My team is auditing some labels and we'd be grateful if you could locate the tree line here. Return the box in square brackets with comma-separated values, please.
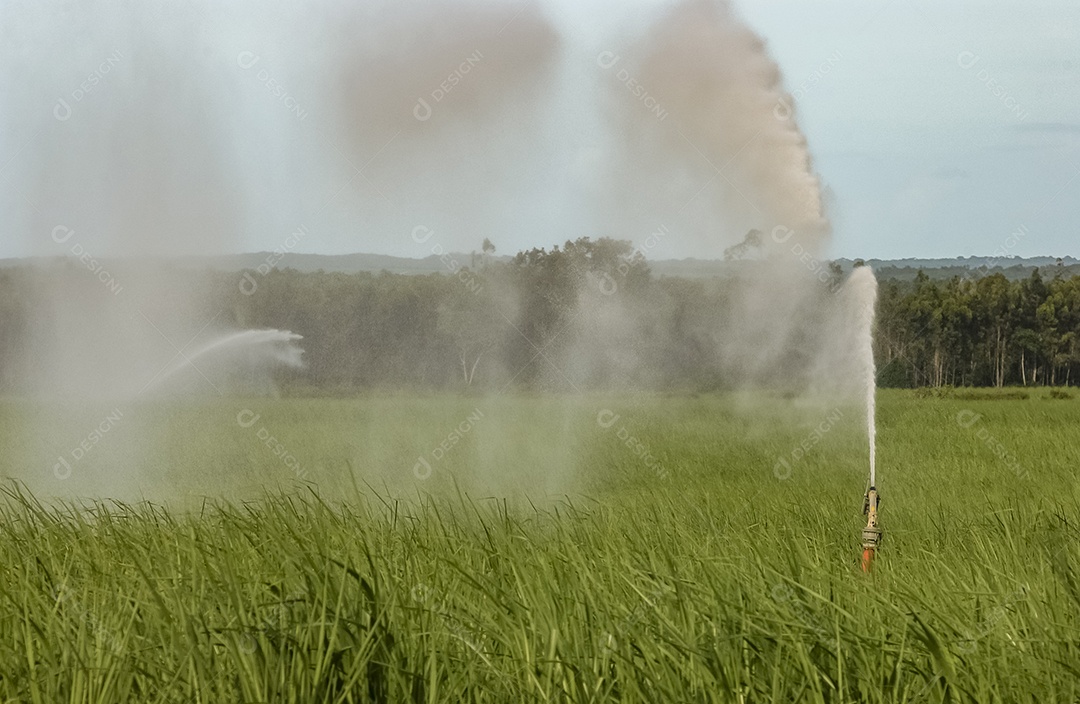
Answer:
[0, 239, 1077, 392]
[876, 268, 1080, 388]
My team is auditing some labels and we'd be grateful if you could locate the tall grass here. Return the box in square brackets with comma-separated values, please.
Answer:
[1, 390, 1078, 702]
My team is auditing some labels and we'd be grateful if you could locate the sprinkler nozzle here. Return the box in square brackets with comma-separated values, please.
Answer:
[861, 487, 881, 572]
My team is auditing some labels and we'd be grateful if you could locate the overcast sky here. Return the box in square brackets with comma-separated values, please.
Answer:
[731, 0, 1080, 260]
[1, 0, 1077, 261]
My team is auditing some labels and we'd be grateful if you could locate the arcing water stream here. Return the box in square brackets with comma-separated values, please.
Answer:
[142, 329, 304, 395]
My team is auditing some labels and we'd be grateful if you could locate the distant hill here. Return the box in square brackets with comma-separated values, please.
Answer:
[3, 252, 1078, 282]
[643, 256, 1076, 281]
[831, 256, 1080, 282]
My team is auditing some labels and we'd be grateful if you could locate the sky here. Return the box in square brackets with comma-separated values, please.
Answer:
[0, 0, 1077, 262]
[730, 0, 1080, 260]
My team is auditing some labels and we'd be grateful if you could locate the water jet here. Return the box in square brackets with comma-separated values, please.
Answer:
[141, 329, 304, 396]
[847, 265, 880, 571]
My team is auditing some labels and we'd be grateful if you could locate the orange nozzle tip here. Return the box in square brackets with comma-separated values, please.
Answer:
[861, 548, 875, 572]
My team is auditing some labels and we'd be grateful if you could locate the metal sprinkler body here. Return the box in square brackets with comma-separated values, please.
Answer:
[861, 487, 881, 572]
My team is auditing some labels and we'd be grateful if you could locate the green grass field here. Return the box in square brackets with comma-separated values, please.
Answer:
[2, 389, 1079, 702]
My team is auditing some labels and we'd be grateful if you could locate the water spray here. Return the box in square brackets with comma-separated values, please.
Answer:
[141, 329, 305, 395]
[847, 266, 880, 571]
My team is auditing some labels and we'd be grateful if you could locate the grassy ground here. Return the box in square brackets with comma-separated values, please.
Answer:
[1, 389, 1079, 702]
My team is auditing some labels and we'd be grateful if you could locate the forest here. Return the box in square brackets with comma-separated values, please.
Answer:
[1, 238, 1077, 392]
[876, 267, 1080, 388]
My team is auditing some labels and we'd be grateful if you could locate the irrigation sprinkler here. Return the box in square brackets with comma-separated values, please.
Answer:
[861, 486, 881, 572]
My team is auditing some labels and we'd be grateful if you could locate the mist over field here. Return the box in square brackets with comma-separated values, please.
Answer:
[0, 0, 882, 502]
[1, 1, 1079, 700]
